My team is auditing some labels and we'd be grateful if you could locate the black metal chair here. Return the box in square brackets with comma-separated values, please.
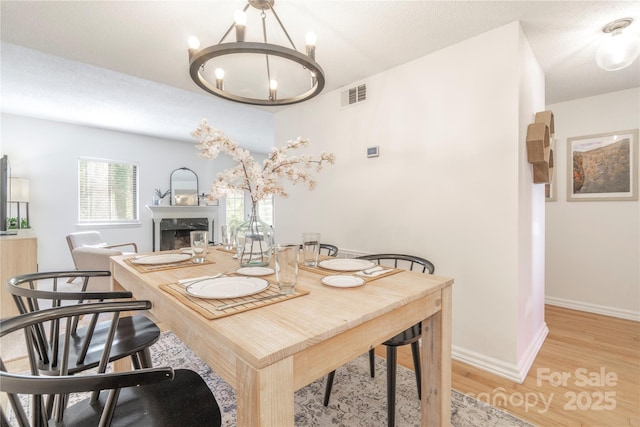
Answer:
[0, 301, 222, 426]
[6, 270, 161, 375]
[323, 254, 435, 427]
[298, 243, 339, 257]
[319, 243, 339, 256]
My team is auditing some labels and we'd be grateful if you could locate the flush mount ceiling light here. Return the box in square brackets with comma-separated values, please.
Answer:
[187, 0, 325, 106]
[595, 17, 640, 71]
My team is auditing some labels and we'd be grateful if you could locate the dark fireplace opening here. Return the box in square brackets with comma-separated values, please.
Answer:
[159, 218, 209, 251]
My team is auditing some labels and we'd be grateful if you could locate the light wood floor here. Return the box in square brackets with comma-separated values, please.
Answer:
[388, 305, 640, 426]
[4, 305, 638, 426]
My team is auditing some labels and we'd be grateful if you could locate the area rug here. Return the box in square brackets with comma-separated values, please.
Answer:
[151, 331, 535, 427]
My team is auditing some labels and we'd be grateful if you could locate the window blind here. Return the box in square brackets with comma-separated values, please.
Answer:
[78, 159, 138, 223]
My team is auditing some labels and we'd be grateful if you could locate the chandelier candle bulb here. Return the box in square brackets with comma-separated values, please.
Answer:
[188, 36, 200, 50]
[187, 36, 200, 60]
[269, 79, 278, 101]
[234, 9, 247, 42]
[234, 9, 247, 25]
[305, 32, 317, 60]
[214, 68, 225, 90]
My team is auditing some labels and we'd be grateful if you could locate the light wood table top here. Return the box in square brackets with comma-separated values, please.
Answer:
[111, 249, 454, 426]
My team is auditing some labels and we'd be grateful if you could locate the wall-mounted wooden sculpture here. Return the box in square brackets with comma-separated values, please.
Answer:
[526, 110, 554, 184]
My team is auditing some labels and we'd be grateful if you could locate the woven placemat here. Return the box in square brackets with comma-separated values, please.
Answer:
[159, 282, 309, 320]
[125, 256, 215, 274]
[215, 247, 236, 254]
[298, 264, 403, 283]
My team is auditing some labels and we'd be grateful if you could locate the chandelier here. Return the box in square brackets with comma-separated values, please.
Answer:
[187, 0, 325, 106]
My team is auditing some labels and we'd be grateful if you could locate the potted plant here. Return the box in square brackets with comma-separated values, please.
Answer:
[153, 189, 170, 205]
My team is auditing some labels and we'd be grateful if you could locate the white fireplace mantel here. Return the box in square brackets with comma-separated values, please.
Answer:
[146, 205, 219, 251]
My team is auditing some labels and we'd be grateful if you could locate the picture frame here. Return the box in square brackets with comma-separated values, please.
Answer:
[567, 129, 638, 202]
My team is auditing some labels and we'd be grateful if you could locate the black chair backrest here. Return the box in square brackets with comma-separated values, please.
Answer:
[0, 301, 167, 426]
[319, 243, 339, 256]
[356, 254, 434, 274]
[298, 243, 339, 257]
[7, 270, 130, 313]
[6, 271, 134, 373]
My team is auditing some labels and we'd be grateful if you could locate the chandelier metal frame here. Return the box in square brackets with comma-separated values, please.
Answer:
[188, 0, 325, 106]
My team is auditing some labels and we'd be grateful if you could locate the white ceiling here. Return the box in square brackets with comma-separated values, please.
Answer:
[1, 1, 639, 152]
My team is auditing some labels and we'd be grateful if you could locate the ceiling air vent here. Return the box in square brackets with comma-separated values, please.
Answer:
[340, 83, 367, 108]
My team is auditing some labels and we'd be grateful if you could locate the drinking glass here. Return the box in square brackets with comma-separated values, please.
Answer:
[275, 245, 299, 295]
[302, 232, 320, 267]
[221, 225, 236, 250]
[190, 230, 208, 264]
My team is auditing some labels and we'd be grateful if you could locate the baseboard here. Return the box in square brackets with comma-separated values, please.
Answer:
[453, 345, 522, 383]
[452, 323, 548, 384]
[545, 296, 640, 322]
[516, 322, 549, 381]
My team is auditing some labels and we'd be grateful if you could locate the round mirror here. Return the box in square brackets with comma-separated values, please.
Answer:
[170, 167, 198, 206]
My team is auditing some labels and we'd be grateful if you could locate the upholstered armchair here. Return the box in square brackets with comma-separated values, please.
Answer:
[71, 246, 124, 291]
[66, 231, 138, 287]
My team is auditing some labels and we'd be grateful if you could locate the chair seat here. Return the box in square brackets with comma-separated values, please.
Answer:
[57, 369, 222, 426]
[38, 315, 160, 375]
[383, 322, 422, 347]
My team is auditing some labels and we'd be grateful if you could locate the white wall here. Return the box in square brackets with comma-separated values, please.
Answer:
[516, 25, 548, 376]
[546, 88, 640, 320]
[1, 113, 239, 271]
[273, 22, 546, 381]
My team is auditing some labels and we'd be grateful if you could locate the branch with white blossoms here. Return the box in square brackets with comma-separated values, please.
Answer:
[192, 120, 335, 204]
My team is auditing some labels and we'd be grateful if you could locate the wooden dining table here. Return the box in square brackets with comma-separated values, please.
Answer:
[110, 248, 454, 426]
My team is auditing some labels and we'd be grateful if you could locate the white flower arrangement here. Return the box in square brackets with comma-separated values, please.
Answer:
[192, 119, 335, 204]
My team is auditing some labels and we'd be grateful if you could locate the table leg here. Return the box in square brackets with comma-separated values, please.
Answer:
[422, 286, 452, 426]
[110, 275, 135, 373]
[236, 356, 295, 426]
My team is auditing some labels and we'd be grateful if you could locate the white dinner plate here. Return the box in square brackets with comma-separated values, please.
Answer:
[321, 275, 365, 288]
[236, 267, 275, 276]
[132, 253, 192, 265]
[185, 277, 269, 299]
[318, 258, 375, 272]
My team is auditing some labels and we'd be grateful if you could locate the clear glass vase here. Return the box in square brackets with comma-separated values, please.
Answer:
[235, 203, 274, 267]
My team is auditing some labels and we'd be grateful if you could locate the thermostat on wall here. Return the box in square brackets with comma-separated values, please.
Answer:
[367, 146, 379, 158]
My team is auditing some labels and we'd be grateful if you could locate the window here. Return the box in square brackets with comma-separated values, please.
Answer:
[225, 190, 245, 229]
[225, 192, 274, 228]
[258, 196, 274, 227]
[78, 158, 139, 224]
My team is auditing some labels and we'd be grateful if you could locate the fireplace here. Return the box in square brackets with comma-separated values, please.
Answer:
[146, 205, 219, 252]
[159, 218, 209, 251]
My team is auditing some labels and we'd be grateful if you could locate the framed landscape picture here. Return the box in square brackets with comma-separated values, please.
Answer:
[567, 129, 638, 201]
